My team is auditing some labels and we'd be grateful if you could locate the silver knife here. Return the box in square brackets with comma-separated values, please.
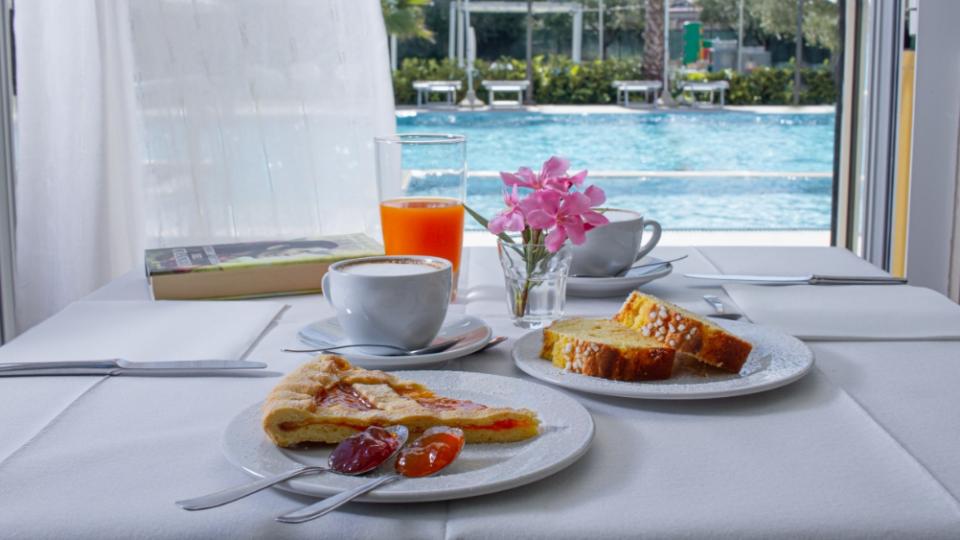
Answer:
[684, 273, 908, 285]
[0, 359, 267, 377]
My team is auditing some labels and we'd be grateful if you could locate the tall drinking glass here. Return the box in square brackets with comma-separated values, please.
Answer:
[375, 134, 466, 298]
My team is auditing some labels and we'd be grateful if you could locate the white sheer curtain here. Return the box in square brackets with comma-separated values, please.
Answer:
[14, 0, 394, 331]
[14, 1, 144, 332]
[128, 0, 395, 246]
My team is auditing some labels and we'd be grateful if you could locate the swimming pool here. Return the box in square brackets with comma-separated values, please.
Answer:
[396, 110, 835, 230]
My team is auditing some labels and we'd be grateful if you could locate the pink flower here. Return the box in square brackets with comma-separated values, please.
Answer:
[544, 169, 588, 192]
[520, 189, 609, 252]
[487, 186, 526, 234]
[500, 156, 577, 192]
[500, 167, 541, 190]
[580, 185, 609, 231]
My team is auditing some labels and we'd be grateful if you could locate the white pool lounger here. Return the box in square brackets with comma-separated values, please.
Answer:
[412, 80, 462, 107]
[481, 80, 530, 108]
[612, 80, 663, 107]
[680, 81, 730, 107]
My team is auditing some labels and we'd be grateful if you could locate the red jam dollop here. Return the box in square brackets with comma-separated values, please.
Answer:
[415, 397, 487, 412]
[395, 426, 465, 478]
[316, 383, 375, 410]
[328, 426, 401, 474]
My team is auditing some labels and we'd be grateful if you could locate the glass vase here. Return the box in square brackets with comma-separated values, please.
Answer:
[497, 239, 572, 329]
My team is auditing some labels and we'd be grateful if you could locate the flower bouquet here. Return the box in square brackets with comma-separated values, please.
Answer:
[466, 156, 609, 328]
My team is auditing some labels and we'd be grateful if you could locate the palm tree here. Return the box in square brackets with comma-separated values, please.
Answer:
[641, 0, 664, 82]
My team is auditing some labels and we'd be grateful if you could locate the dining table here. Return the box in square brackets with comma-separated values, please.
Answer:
[2, 245, 960, 539]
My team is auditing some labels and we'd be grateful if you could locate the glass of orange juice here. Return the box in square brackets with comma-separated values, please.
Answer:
[375, 134, 466, 299]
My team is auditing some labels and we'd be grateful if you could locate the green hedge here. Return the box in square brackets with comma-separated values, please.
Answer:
[394, 56, 643, 105]
[392, 55, 836, 106]
[681, 63, 836, 105]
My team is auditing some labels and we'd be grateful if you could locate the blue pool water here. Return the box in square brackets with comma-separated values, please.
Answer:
[396, 110, 836, 230]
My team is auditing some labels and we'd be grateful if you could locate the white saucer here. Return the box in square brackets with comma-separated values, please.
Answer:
[567, 256, 673, 298]
[513, 319, 814, 400]
[222, 371, 594, 503]
[297, 315, 493, 369]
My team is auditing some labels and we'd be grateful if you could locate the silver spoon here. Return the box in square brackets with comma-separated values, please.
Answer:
[477, 336, 507, 353]
[570, 254, 688, 278]
[276, 427, 465, 523]
[176, 425, 409, 510]
[703, 294, 744, 320]
[282, 338, 461, 356]
[616, 254, 689, 277]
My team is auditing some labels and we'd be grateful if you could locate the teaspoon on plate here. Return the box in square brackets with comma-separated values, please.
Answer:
[276, 427, 465, 523]
[281, 338, 461, 356]
[175, 426, 409, 510]
[570, 254, 688, 278]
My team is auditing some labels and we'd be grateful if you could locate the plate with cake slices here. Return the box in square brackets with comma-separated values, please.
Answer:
[512, 291, 815, 400]
[222, 355, 594, 502]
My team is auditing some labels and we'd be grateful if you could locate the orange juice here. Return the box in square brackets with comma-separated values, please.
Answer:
[380, 197, 465, 275]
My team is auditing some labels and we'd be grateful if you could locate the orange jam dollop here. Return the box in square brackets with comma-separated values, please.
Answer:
[328, 426, 400, 474]
[395, 426, 465, 478]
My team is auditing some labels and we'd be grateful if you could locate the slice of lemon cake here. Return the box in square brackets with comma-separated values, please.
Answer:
[541, 318, 675, 381]
[614, 291, 752, 373]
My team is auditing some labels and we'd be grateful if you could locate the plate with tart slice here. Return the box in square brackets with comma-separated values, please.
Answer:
[513, 291, 814, 400]
[222, 355, 594, 502]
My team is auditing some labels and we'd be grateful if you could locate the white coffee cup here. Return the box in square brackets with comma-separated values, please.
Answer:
[569, 209, 662, 277]
[321, 256, 452, 349]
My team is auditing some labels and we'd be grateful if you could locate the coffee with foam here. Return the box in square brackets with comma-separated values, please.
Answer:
[323, 255, 453, 349]
[342, 260, 440, 276]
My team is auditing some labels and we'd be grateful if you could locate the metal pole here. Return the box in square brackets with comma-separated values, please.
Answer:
[794, 0, 803, 105]
[456, 0, 464, 67]
[0, 1, 16, 341]
[525, 0, 534, 104]
[461, 26, 481, 108]
[572, 7, 582, 63]
[662, 0, 671, 105]
[390, 34, 398, 71]
[737, 0, 744, 72]
[598, 0, 605, 61]
[449, 0, 456, 59]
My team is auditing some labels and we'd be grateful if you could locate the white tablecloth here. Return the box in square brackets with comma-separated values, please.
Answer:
[722, 284, 960, 340]
[1, 247, 959, 539]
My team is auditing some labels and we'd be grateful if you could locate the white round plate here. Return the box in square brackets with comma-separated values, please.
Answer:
[222, 371, 595, 503]
[567, 256, 673, 298]
[297, 315, 492, 369]
[513, 319, 814, 400]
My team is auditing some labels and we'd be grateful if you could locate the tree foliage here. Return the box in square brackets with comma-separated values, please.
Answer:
[381, 0, 434, 42]
[696, 0, 839, 51]
[582, 0, 645, 54]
